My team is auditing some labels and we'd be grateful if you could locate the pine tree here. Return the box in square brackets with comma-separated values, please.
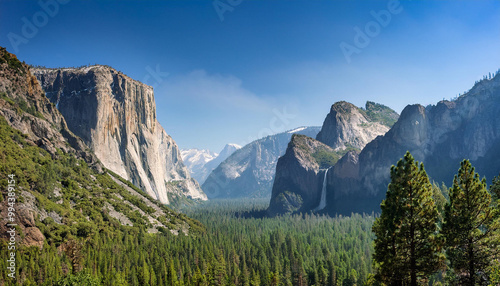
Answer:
[168, 263, 178, 286]
[327, 259, 337, 286]
[372, 152, 444, 286]
[432, 182, 447, 217]
[193, 267, 207, 286]
[317, 263, 328, 286]
[490, 173, 500, 202]
[442, 160, 500, 285]
[250, 269, 261, 286]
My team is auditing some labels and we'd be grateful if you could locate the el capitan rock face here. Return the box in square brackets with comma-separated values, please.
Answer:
[33, 66, 206, 204]
[0, 48, 100, 169]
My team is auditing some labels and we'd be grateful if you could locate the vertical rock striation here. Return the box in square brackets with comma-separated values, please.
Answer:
[267, 134, 333, 216]
[33, 66, 206, 204]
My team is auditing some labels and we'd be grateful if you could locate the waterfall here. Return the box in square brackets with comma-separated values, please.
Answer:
[314, 167, 330, 211]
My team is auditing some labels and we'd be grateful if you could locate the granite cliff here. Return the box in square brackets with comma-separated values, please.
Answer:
[0, 48, 99, 169]
[325, 72, 500, 214]
[267, 134, 335, 216]
[268, 101, 398, 215]
[33, 66, 206, 204]
[0, 48, 201, 251]
[316, 101, 398, 150]
[270, 72, 500, 216]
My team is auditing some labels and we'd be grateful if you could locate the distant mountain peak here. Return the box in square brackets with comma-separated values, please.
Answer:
[331, 101, 358, 113]
[202, 126, 322, 199]
[221, 143, 242, 152]
[181, 143, 241, 184]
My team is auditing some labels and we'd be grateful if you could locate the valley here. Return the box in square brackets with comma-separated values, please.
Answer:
[1, 45, 500, 285]
[1, 1, 500, 284]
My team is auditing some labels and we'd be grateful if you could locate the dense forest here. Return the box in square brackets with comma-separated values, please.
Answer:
[0, 111, 376, 285]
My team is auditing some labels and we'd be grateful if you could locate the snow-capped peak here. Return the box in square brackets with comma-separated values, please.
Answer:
[288, 127, 307, 133]
[180, 143, 242, 184]
[181, 149, 218, 167]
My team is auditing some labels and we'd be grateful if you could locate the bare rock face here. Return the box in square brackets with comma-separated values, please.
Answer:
[267, 134, 333, 216]
[33, 66, 206, 204]
[316, 101, 398, 150]
[0, 48, 101, 171]
[23, 227, 45, 248]
[0, 199, 45, 249]
[324, 72, 500, 215]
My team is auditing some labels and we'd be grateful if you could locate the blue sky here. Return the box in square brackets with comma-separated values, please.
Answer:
[1, 0, 499, 152]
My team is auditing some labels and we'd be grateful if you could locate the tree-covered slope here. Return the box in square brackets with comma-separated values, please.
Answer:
[0, 47, 205, 284]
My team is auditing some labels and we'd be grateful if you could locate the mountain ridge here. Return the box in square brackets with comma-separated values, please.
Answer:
[0, 47, 203, 252]
[268, 71, 500, 216]
[202, 126, 321, 199]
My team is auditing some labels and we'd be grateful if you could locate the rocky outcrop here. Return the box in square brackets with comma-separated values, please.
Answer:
[0, 195, 45, 249]
[316, 101, 398, 150]
[267, 134, 334, 216]
[33, 66, 206, 204]
[0, 48, 101, 171]
[202, 127, 320, 199]
[323, 72, 500, 215]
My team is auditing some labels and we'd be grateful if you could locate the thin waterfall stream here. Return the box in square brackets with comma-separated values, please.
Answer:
[314, 167, 331, 211]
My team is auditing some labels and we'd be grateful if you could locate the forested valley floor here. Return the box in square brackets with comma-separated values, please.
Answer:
[2, 197, 376, 285]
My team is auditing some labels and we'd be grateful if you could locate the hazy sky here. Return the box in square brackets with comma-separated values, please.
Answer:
[1, 0, 499, 152]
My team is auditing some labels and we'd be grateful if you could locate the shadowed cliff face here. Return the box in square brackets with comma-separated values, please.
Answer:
[267, 135, 333, 216]
[33, 66, 206, 204]
[325, 73, 500, 215]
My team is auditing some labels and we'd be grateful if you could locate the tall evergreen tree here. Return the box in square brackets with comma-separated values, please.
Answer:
[490, 173, 500, 202]
[372, 152, 444, 286]
[442, 160, 500, 285]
